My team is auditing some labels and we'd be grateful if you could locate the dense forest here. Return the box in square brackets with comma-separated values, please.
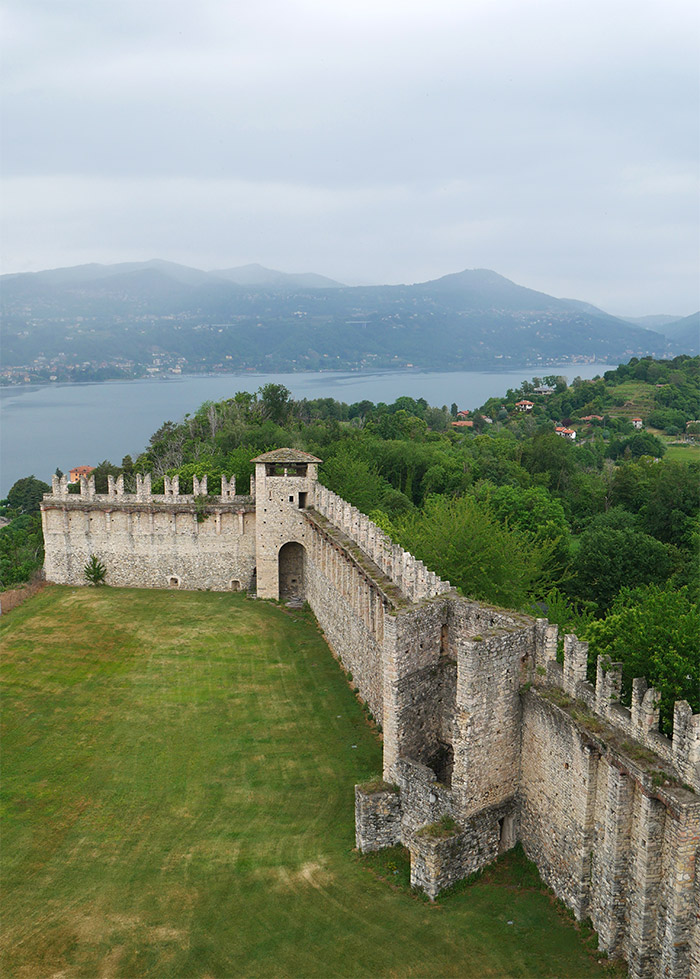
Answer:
[3, 356, 698, 731]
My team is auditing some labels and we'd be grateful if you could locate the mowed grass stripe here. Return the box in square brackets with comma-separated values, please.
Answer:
[1, 587, 616, 977]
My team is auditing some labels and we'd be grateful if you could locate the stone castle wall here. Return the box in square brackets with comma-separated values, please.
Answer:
[302, 517, 390, 723]
[40, 453, 699, 979]
[520, 689, 700, 979]
[41, 473, 257, 591]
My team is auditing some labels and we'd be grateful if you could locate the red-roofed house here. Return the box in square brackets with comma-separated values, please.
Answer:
[515, 400, 534, 412]
[632, 418, 643, 430]
[451, 420, 474, 429]
[555, 426, 576, 441]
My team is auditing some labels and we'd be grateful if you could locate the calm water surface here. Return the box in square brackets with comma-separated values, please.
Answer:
[0, 364, 612, 495]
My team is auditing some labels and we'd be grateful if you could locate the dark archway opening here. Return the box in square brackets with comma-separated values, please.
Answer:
[278, 542, 305, 602]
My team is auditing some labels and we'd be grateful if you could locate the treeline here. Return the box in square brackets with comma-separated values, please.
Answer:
[0, 476, 50, 588]
[3, 359, 698, 730]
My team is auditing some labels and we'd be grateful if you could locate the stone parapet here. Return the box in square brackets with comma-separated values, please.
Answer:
[535, 641, 700, 793]
[41, 498, 254, 513]
[303, 509, 411, 611]
[521, 687, 700, 979]
[44, 474, 250, 507]
[313, 483, 451, 604]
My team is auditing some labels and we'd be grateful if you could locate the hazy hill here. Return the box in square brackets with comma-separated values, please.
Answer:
[0, 262, 673, 375]
[211, 263, 344, 289]
[624, 313, 681, 331]
[660, 312, 699, 354]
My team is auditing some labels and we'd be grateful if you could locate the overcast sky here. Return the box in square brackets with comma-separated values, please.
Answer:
[2, 0, 698, 315]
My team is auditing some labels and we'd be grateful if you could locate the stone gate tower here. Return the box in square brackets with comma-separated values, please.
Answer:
[252, 448, 322, 601]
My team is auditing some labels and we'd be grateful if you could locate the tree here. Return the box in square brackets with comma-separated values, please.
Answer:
[639, 460, 700, 547]
[584, 585, 699, 734]
[258, 383, 291, 424]
[424, 406, 449, 432]
[569, 527, 674, 611]
[626, 432, 666, 459]
[474, 483, 571, 571]
[0, 514, 44, 587]
[393, 494, 560, 609]
[90, 460, 122, 494]
[84, 554, 107, 586]
[320, 444, 412, 517]
[7, 476, 51, 515]
[520, 431, 576, 493]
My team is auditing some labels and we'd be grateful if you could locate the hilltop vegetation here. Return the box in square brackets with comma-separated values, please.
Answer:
[4, 357, 698, 730]
[477, 355, 699, 439]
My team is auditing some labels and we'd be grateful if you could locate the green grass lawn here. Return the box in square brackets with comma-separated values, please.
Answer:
[1, 587, 619, 978]
[662, 441, 700, 463]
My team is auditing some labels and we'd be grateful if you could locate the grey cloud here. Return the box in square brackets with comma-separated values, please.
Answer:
[2, 0, 698, 316]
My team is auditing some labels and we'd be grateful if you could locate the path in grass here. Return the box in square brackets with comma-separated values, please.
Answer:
[1, 587, 618, 978]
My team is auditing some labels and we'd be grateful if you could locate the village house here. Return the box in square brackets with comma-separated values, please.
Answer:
[515, 400, 534, 412]
[555, 426, 576, 441]
[632, 417, 643, 430]
[69, 465, 96, 483]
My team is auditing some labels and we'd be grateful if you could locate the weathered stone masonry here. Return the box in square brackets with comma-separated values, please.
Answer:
[41, 449, 699, 979]
[42, 472, 256, 591]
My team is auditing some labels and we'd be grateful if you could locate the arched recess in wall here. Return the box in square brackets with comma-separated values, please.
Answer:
[278, 542, 305, 601]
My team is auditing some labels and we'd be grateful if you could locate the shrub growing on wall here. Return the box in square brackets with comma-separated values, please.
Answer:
[84, 555, 107, 586]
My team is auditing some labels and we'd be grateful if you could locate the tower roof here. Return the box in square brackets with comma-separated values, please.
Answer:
[250, 448, 322, 464]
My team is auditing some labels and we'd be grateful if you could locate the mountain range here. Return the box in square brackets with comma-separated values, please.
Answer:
[1, 261, 696, 380]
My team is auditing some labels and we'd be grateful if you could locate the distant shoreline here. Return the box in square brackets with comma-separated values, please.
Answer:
[0, 360, 619, 393]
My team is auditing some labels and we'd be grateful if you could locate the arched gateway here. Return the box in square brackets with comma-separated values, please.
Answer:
[278, 541, 305, 601]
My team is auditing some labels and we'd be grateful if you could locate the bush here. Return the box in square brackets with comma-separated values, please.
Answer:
[84, 555, 107, 586]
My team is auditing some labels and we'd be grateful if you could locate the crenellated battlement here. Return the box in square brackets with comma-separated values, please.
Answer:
[314, 483, 451, 604]
[42, 471, 257, 592]
[48, 472, 254, 505]
[529, 624, 699, 792]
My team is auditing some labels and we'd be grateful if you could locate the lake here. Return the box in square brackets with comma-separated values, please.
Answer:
[0, 364, 612, 496]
